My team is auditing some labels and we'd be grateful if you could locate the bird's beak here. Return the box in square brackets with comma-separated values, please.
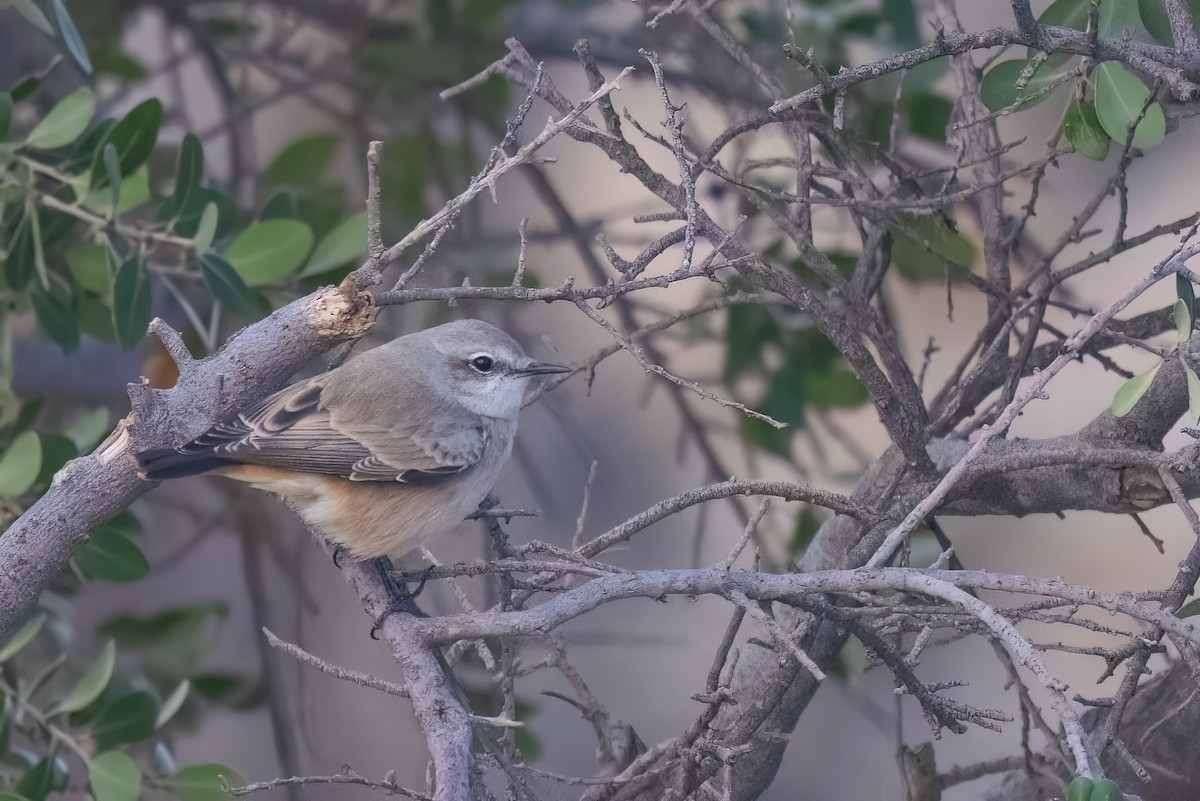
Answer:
[515, 361, 572, 377]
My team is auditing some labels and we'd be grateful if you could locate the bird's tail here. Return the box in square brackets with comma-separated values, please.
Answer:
[137, 448, 229, 481]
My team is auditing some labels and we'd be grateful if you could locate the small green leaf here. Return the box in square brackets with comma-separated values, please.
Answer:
[34, 432, 75, 486]
[1176, 298, 1194, 342]
[31, 282, 79, 353]
[262, 134, 336, 188]
[92, 98, 161, 184]
[192, 202, 217, 255]
[224, 219, 314, 286]
[300, 212, 367, 277]
[980, 59, 1070, 113]
[112, 257, 151, 350]
[0, 93, 12, 140]
[169, 763, 244, 801]
[64, 407, 109, 452]
[1099, 0, 1141, 37]
[1111, 363, 1160, 417]
[155, 680, 189, 729]
[14, 757, 55, 801]
[805, 368, 868, 408]
[88, 751, 140, 801]
[56, 640, 115, 714]
[0, 431, 42, 499]
[199, 253, 256, 317]
[1179, 273, 1196, 318]
[24, 86, 94, 150]
[0, 612, 45, 662]
[1186, 363, 1200, 425]
[1177, 596, 1200, 617]
[84, 165, 150, 216]
[77, 526, 150, 583]
[258, 189, 296, 221]
[1094, 62, 1166, 150]
[170, 188, 235, 239]
[1063, 98, 1111, 160]
[50, 0, 92, 74]
[173, 133, 203, 210]
[103, 143, 120, 211]
[1066, 776, 1096, 801]
[1090, 778, 1125, 801]
[91, 692, 158, 750]
[1138, 0, 1200, 43]
[1039, 0, 1089, 29]
[10, 0, 52, 34]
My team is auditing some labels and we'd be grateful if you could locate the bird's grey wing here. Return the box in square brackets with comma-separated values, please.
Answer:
[181, 375, 487, 482]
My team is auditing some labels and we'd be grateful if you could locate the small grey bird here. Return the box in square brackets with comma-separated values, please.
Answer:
[138, 319, 569, 559]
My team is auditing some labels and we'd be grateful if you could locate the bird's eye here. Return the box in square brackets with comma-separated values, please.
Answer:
[469, 354, 495, 374]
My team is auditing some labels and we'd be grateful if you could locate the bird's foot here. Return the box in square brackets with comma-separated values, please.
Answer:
[331, 545, 348, 568]
[369, 559, 433, 639]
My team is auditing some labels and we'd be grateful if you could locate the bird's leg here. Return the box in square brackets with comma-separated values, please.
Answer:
[369, 557, 431, 638]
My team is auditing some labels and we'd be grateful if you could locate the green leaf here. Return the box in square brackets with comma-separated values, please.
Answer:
[84, 165, 150, 216]
[199, 253, 256, 317]
[155, 680, 189, 729]
[64, 407, 109, 452]
[192, 202, 218, 255]
[112, 257, 151, 350]
[1064, 98, 1111, 160]
[9, 0, 52, 34]
[56, 640, 116, 714]
[50, 0, 92, 74]
[0, 430, 42, 499]
[1099, 0, 1141, 37]
[980, 59, 1070, 113]
[173, 133, 203, 210]
[91, 692, 158, 750]
[14, 757, 55, 801]
[262, 134, 336, 188]
[101, 602, 224, 681]
[92, 98, 162, 184]
[1138, 0, 1200, 43]
[34, 432, 75, 486]
[169, 763, 244, 801]
[258, 189, 296, 221]
[171, 188, 235, 239]
[1179, 273, 1197, 317]
[1186, 363, 1200, 425]
[0, 612, 45, 662]
[1111, 363, 1160, 417]
[891, 213, 976, 281]
[1175, 298, 1193, 342]
[724, 302, 779, 381]
[1066, 776, 1095, 801]
[1094, 62, 1166, 150]
[1039, 0, 1089, 29]
[103, 142, 120, 211]
[77, 525, 150, 582]
[88, 752, 140, 801]
[224, 219, 313, 286]
[31, 282, 79, 353]
[0, 93, 12, 140]
[1177, 596, 1200, 617]
[1090, 778, 1125, 801]
[300, 212, 367, 277]
[24, 86, 94, 150]
[805, 368, 868, 408]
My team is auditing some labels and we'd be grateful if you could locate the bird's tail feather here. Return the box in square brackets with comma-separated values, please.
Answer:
[138, 449, 229, 480]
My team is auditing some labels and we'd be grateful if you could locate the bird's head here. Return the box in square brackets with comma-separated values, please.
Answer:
[425, 319, 570, 419]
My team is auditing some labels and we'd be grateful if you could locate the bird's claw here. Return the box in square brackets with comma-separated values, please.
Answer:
[369, 559, 433, 638]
